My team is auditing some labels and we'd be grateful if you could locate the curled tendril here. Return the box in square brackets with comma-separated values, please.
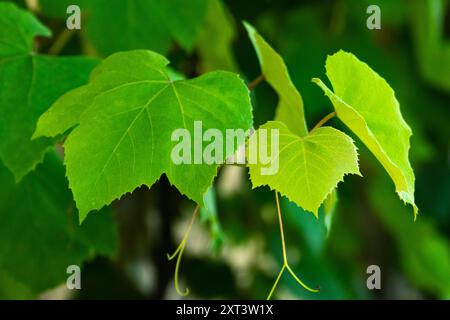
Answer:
[167, 205, 199, 296]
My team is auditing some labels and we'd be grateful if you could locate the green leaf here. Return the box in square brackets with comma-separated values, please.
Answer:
[34, 50, 253, 222]
[411, 0, 450, 92]
[0, 151, 118, 297]
[369, 176, 450, 298]
[38, 0, 209, 55]
[0, 3, 98, 180]
[244, 22, 308, 137]
[313, 50, 418, 217]
[248, 121, 360, 216]
[197, 0, 238, 72]
[0, 270, 34, 299]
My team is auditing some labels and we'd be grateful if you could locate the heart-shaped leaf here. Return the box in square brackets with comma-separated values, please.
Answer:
[248, 121, 360, 216]
[34, 50, 253, 221]
[0, 152, 117, 297]
[244, 22, 308, 137]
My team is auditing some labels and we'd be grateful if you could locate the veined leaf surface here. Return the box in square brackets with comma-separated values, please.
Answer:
[35, 50, 253, 221]
[248, 121, 360, 216]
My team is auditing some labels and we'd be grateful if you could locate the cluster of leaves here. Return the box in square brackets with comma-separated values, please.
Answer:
[1, 0, 447, 299]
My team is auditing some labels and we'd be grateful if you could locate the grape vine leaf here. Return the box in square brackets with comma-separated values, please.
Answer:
[244, 22, 308, 137]
[38, 0, 209, 55]
[34, 50, 253, 222]
[0, 151, 117, 297]
[0, 2, 98, 180]
[247, 121, 360, 216]
[313, 50, 418, 217]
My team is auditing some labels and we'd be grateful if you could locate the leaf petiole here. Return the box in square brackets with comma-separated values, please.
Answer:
[311, 111, 336, 131]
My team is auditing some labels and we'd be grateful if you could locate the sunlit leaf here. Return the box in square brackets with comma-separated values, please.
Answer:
[313, 50, 418, 217]
[248, 121, 360, 216]
[0, 3, 97, 180]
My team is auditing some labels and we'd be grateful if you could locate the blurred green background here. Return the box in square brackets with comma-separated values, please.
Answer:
[1, 0, 450, 300]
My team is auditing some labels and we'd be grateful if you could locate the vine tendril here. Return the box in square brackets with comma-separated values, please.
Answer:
[267, 191, 320, 300]
[167, 204, 199, 296]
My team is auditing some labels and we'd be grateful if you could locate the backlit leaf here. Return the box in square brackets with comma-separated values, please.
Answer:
[0, 152, 117, 297]
[248, 121, 360, 216]
[313, 50, 418, 217]
[38, 0, 209, 55]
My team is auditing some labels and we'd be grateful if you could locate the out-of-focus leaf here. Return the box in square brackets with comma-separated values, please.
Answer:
[410, 0, 450, 92]
[200, 187, 225, 253]
[0, 3, 98, 180]
[39, 0, 209, 55]
[197, 0, 238, 72]
[0, 152, 118, 298]
[370, 176, 450, 298]
[248, 121, 360, 216]
[244, 22, 308, 137]
[37, 0, 75, 17]
[314, 50, 418, 217]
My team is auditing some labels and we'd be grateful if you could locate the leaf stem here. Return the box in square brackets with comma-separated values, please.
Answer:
[275, 191, 287, 264]
[311, 111, 336, 131]
[167, 204, 199, 296]
[267, 192, 319, 299]
[48, 29, 75, 56]
[247, 74, 265, 90]
[266, 264, 286, 300]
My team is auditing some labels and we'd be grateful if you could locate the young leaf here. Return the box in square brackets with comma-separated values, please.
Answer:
[313, 50, 418, 217]
[244, 22, 308, 137]
[0, 152, 117, 296]
[0, 3, 98, 180]
[38, 0, 209, 55]
[34, 50, 253, 222]
[248, 121, 360, 216]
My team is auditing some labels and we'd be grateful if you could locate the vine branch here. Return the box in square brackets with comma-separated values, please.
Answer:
[267, 191, 319, 300]
[167, 204, 199, 296]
